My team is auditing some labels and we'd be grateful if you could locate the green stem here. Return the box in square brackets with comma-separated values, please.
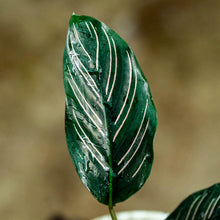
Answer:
[109, 205, 117, 220]
[108, 169, 117, 220]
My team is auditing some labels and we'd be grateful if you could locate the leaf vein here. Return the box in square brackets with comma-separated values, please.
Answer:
[191, 193, 208, 220]
[117, 100, 148, 165]
[73, 124, 107, 170]
[107, 37, 117, 102]
[67, 78, 104, 136]
[118, 119, 149, 175]
[132, 156, 146, 178]
[73, 24, 92, 61]
[67, 65, 102, 125]
[68, 32, 100, 97]
[113, 67, 137, 142]
[208, 195, 220, 219]
[185, 195, 202, 220]
[89, 21, 99, 70]
[114, 51, 132, 125]
[203, 198, 215, 220]
[102, 27, 112, 95]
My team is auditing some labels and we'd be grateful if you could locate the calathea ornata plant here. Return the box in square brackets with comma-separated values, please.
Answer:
[63, 14, 157, 219]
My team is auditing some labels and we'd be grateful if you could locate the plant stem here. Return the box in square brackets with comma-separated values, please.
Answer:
[109, 205, 117, 220]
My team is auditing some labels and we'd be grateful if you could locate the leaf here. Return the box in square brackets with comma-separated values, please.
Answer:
[166, 183, 220, 220]
[63, 14, 157, 206]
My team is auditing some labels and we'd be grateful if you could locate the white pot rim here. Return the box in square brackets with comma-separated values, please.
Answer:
[92, 210, 169, 220]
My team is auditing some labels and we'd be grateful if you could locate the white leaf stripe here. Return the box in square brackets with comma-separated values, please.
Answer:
[203, 198, 216, 220]
[113, 68, 137, 142]
[102, 27, 112, 95]
[67, 78, 104, 136]
[72, 110, 107, 166]
[175, 210, 182, 220]
[185, 195, 202, 220]
[89, 21, 99, 70]
[73, 124, 108, 170]
[117, 100, 148, 165]
[132, 156, 146, 178]
[69, 32, 99, 90]
[114, 51, 132, 125]
[107, 37, 117, 102]
[118, 119, 149, 175]
[76, 55, 100, 91]
[208, 194, 220, 219]
[67, 65, 102, 125]
[73, 24, 92, 61]
[191, 193, 208, 220]
[85, 22, 92, 36]
[68, 33, 100, 98]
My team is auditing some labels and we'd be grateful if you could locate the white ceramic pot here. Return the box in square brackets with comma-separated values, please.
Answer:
[92, 210, 168, 220]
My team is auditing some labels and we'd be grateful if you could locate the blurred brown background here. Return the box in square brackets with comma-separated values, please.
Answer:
[0, 0, 220, 219]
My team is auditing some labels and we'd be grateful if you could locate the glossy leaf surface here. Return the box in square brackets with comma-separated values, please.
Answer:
[63, 14, 157, 205]
[166, 183, 220, 220]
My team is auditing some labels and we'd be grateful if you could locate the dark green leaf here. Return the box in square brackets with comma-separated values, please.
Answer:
[63, 14, 157, 206]
[166, 183, 220, 220]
